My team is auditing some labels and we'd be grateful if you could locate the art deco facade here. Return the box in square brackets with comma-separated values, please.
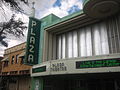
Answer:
[25, 0, 120, 90]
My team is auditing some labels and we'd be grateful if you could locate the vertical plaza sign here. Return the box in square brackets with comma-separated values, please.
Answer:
[25, 17, 41, 65]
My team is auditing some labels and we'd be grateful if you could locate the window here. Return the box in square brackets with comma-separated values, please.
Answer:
[16, 54, 19, 64]
[44, 14, 120, 61]
[11, 56, 14, 64]
[56, 22, 110, 59]
[3, 61, 9, 67]
[20, 57, 24, 64]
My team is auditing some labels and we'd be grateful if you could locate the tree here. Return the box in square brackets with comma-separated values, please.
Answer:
[0, 0, 28, 12]
[0, 0, 29, 47]
[0, 14, 27, 47]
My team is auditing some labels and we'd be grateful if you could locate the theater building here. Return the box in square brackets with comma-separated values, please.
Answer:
[25, 0, 120, 90]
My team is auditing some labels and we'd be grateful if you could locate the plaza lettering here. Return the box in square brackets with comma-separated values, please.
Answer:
[28, 20, 36, 62]
[25, 17, 41, 64]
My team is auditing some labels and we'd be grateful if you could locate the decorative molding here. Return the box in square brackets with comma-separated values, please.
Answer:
[83, 0, 120, 18]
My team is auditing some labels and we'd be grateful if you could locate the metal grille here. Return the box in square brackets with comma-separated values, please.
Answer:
[56, 15, 120, 60]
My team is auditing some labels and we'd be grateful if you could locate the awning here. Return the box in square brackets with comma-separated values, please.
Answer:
[18, 52, 25, 58]
[1, 57, 9, 62]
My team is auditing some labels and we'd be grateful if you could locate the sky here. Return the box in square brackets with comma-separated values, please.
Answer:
[0, 0, 83, 56]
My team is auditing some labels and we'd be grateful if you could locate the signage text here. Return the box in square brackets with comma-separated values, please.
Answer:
[51, 63, 67, 72]
[76, 59, 120, 69]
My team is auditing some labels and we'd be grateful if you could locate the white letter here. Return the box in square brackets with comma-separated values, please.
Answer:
[30, 36, 35, 44]
[32, 21, 36, 27]
[29, 45, 34, 53]
[31, 28, 35, 35]
[28, 54, 34, 62]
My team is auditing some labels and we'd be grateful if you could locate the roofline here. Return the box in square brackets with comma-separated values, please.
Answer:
[5, 42, 26, 51]
[44, 11, 84, 29]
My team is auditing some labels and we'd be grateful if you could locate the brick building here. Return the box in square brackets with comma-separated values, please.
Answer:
[0, 56, 3, 90]
[0, 56, 3, 75]
[1, 42, 32, 90]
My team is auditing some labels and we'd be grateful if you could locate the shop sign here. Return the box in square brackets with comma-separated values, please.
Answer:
[25, 17, 41, 65]
[76, 59, 120, 69]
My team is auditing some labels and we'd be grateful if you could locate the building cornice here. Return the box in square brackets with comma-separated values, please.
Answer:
[83, 0, 120, 18]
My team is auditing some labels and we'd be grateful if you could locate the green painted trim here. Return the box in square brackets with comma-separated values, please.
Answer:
[44, 11, 83, 29]
[83, 0, 90, 6]
[38, 14, 60, 64]
[32, 66, 46, 73]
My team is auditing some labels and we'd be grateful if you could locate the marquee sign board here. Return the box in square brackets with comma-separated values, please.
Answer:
[25, 17, 41, 65]
[31, 57, 120, 77]
[76, 59, 120, 69]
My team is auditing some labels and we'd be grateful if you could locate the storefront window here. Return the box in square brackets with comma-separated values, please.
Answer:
[3, 61, 9, 67]
[16, 54, 19, 64]
[11, 56, 14, 64]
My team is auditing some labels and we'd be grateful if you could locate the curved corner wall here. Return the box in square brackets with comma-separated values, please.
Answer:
[83, 0, 120, 18]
